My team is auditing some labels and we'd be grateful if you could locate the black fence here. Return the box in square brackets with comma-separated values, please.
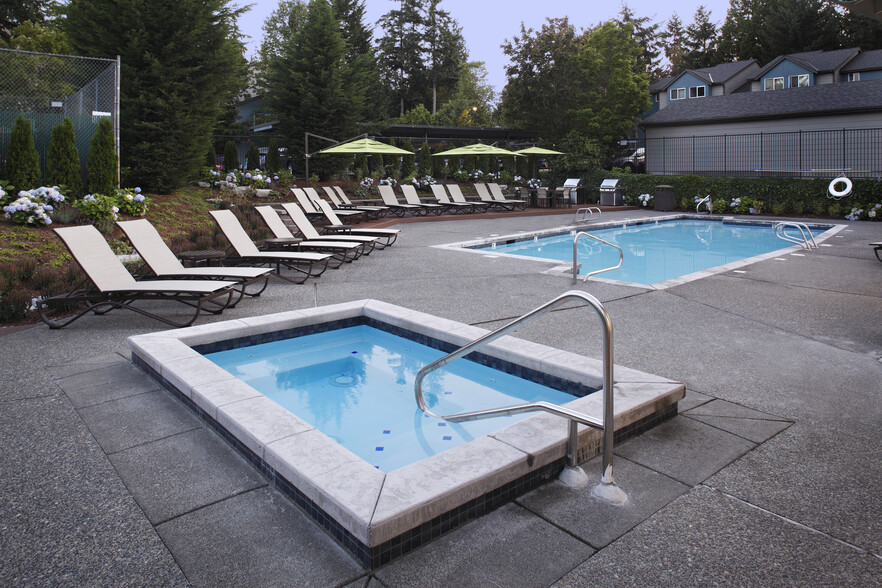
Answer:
[646, 128, 882, 178]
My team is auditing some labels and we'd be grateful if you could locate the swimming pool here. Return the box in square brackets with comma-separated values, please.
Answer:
[205, 324, 579, 472]
[129, 300, 684, 567]
[441, 215, 839, 288]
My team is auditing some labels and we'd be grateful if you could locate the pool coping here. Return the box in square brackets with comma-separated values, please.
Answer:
[433, 214, 845, 290]
[128, 299, 684, 566]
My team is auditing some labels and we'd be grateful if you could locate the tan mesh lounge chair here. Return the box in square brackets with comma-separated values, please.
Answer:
[254, 205, 366, 265]
[37, 224, 238, 329]
[307, 199, 399, 247]
[279, 202, 380, 252]
[474, 183, 513, 211]
[487, 182, 527, 210]
[447, 183, 490, 212]
[332, 185, 389, 217]
[400, 184, 444, 215]
[290, 188, 326, 220]
[378, 184, 424, 216]
[430, 184, 477, 213]
[872, 241, 882, 262]
[117, 219, 271, 301]
[209, 209, 331, 283]
[322, 186, 385, 219]
[303, 187, 363, 222]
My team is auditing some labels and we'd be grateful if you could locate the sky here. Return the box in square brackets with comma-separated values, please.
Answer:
[237, 0, 733, 95]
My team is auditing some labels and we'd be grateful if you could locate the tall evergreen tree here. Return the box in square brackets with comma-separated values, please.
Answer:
[64, 0, 247, 193]
[617, 6, 665, 81]
[46, 117, 82, 196]
[680, 6, 719, 70]
[5, 114, 41, 190]
[246, 143, 261, 170]
[86, 117, 117, 195]
[660, 13, 689, 75]
[418, 142, 432, 177]
[1, 0, 48, 42]
[266, 138, 282, 173]
[424, 0, 466, 112]
[332, 0, 387, 121]
[223, 140, 239, 172]
[266, 0, 357, 178]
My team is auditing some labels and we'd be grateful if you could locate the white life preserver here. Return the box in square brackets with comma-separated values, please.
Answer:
[828, 176, 852, 199]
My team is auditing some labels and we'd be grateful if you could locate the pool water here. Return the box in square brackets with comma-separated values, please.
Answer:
[205, 325, 577, 472]
[486, 219, 827, 286]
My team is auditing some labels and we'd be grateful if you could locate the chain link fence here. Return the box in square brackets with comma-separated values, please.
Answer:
[0, 48, 119, 187]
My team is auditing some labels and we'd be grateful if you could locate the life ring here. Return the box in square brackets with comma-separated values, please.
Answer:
[828, 176, 852, 198]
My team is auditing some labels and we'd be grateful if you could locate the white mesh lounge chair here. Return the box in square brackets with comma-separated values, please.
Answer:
[254, 205, 366, 264]
[487, 182, 527, 210]
[430, 184, 477, 213]
[400, 184, 444, 215]
[37, 224, 238, 328]
[474, 183, 513, 211]
[332, 185, 389, 217]
[303, 187, 363, 222]
[307, 199, 399, 247]
[447, 184, 490, 212]
[117, 219, 271, 302]
[209, 209, 331, 283]
[378, 184, 424, 216]
[322, 186, 385, 219]
[279, 202, 381, 252]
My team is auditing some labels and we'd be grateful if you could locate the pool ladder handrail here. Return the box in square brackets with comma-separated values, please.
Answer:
[572, 231, 623, 284]
[774, 221, 817, 250]
[573, 206, 602, 224]
[414, 291, 626, 503]
[696, 195, 712, 214]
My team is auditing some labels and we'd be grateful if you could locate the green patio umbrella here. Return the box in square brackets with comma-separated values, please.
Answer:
[318, 138, 413, 155]
[432, 143, 522, 157]
[513, 146, 565, 155]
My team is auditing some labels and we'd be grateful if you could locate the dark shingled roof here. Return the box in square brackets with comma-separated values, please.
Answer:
[642, 78, 882, 127]
[649, 76, 674, 94]
[753, 48, 860, 79]
[656, 60, 757, 92]
[842, 49, 882, 72]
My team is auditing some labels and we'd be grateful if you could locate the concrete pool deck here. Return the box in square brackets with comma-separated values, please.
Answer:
[2, 208, 881, 585]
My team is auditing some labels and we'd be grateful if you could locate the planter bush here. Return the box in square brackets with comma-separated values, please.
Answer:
[5, 115, 41, 190]
[46, 118, 82, 196]
[87, 117, 118, 196]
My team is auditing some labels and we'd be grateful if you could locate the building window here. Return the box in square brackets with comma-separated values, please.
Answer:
[788, 74, 809, 88]
[654, 94, 659, 102]
[764, 77, 784, 90]
[689, 85, 706, 98]
[847, 72, 860, 82]
[670, 87, 686, 100]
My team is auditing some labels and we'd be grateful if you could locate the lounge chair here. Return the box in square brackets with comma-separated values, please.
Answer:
[430, 184, 477, 213]
[303, 187, 363, 222]
[322, 186, 385, 219]
[254, 205, 365, 265]
[872, 241, 882, 262]
[378, 184, 424, 216]
[290, 188, 328, 221]
[447, 183, 490, 212]
[487, 182, 527, 210]
[332, 186, 389, 217]
[209, 209, 331, 283]
[37, 224, 238, 329]
[279, 202, 380, 253]
[117, 219, 271, 302]
[308, 199, 399, 247]
[400, 184, 445, 215]
[475, 183, 513, 211]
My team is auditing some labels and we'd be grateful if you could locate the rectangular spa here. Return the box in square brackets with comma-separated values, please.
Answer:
[129, 300, 684, 567]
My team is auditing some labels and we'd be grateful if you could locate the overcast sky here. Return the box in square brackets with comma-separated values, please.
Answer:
[237, 0, 733, 95]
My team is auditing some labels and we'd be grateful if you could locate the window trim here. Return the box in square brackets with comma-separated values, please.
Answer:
[670, 87, 686, 100]
[689, 85, 706, 98]
[788, 74, 809, 88]
[764, 76, 785, 90]
[847, 72, 860, 82]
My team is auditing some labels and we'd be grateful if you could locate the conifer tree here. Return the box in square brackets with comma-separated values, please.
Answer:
[46, 117, 82, 195]
[64, 0, 247, 193]
[5, 114, 41, 190]
[223, 141, 239, 172]
[86, 117, 117, 195]
[402, 141, 416, 177]
[418, 142, 432, 178]
[204, 142, 217, 168]
[355, 154, 369, 179]
[266, 139, 282, 173]
[246, 143, 261, 170]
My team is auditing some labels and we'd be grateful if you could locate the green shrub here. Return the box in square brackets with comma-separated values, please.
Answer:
[223, 140, 239, 172]
[5, 115, 41, 190]
[114, 187, 148, 217]
[204, 143, 217, 168]
[87, 117, 118, 196]
[246, 143, 261, 170]
[46, 117, 82, 196]
[401, 141, 416, 177]
[266, 139, 281, 173]
[418, 143, 432, 178]
[75, 193, 118, 222]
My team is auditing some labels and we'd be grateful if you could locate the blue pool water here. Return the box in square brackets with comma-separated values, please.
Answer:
[205, 325, 577, 472]
[485, 219, 827, 286]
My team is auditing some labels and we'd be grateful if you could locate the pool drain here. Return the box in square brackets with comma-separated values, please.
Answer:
[331, 374, 356, 387]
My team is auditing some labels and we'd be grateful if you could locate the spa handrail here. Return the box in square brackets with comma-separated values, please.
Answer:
[573, 206, 602, 224]
[572, 231, 623, 284]
[413, 291, 618, 493]
[696, 195, 712, 214]
[774, 221, 817, 250]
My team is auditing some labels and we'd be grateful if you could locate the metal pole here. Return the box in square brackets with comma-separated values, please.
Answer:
[304, 132, 309, 184]
[115, 55, 121, 188]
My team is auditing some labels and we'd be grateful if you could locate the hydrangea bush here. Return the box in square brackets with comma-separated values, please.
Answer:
[115, 187, 147, 217]
[2, 186, 65, 225]
[75, 193, 119, 222]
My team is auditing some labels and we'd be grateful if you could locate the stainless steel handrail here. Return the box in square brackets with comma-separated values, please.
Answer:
[573, 206, 602, 224]
[774, 221, 817, 249]
[414, 291, 624, 501]
[572, 232, 623, 284]
[696, 195, 712, 214]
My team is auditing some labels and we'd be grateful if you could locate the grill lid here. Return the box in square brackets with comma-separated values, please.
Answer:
[600, 178, 620, 189]
[562, 178, 581, 188]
